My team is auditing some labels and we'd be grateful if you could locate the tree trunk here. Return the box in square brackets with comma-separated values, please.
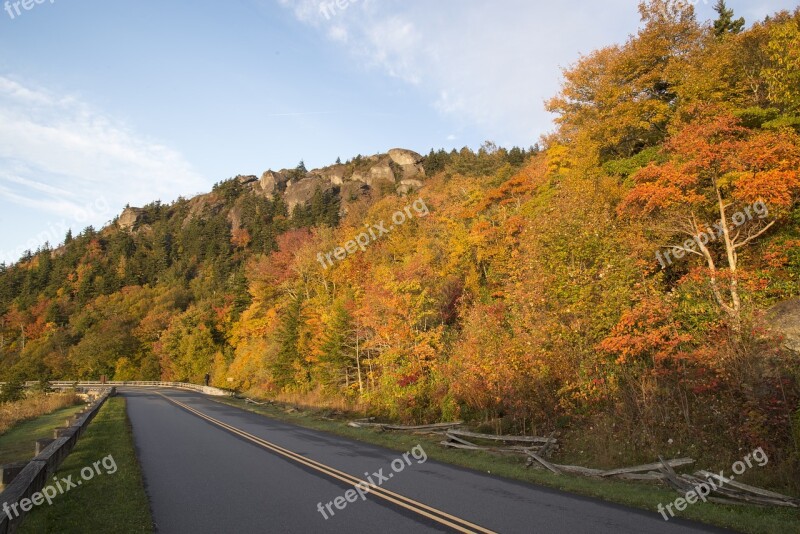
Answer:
[355, 327, 364, 395]
[714, 181, 742, 334]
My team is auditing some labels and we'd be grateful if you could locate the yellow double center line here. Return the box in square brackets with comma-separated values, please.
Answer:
[158, 393, 496, 534]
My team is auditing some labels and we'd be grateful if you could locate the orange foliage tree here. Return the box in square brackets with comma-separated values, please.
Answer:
[620, 108, 800, 331]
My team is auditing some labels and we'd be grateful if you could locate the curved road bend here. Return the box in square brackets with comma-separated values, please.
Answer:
[122, 389, 728, 534]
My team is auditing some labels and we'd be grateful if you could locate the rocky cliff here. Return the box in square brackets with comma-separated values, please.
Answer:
[117, 148, 427, 229]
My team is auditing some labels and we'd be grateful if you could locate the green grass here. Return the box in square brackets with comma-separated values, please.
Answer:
[0, 404, 86, 465]
[19, 397, 153, 534]
[213, 396, 800, 534]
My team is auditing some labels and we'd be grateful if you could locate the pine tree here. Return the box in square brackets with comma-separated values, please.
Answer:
[713, 0, 744, 37]
[0, 375, 24, 402]
[272, 295, 304, 389]
[319, 301, 354, 390]
[230, 267, 252, 319]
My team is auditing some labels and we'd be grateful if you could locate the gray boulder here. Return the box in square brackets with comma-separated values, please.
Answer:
[284, 176, 334, 213]
[388, 148, 423, 166]
[117, 207, 145, 231]
[367, 163, 396, 188]
[258, 170, 288, 196]
[236, 175, 259, 185]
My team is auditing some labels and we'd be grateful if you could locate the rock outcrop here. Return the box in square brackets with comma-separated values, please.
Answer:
[318, 165, 348, 186]
[388, 148, 423, 166]
[257, 170, 289, 196]
[397, 179, 424, 195]
[284, 176, 335, 212]
[236, 175, 259, 185]
[234, 148, 427, 214]
[389, 149, 425, 183]
[117, 207, 145, 231]
[367, 163, 395, 189]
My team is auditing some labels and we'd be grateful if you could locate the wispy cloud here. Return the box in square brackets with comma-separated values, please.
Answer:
[275, 0, 792, 145]
[275, 0, 642, 144]
[0, 76, 208, 262]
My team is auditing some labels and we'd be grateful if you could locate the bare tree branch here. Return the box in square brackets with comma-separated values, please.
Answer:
[734, 220, 776, 250]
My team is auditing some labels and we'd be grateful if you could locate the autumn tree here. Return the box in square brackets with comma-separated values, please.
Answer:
[620, 108, 800, 331]
[547, 0, 703, 159]
[762, 9, 800, 114]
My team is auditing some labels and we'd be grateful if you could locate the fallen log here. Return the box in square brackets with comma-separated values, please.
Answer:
[352, 417, 375, 423]
[602, 457, 693, 477]
[695, 470, 800, 505]
[683, 474, 799, 508]
[526, 452, 561, 475]
[245, 397, 272, 406]
[440, 441, 484, 451]
[442, 436, 545, 457]
[383, 421, 463, 431]
[444, 432, 479, 447]
[658, 456, 695, 493]
[506, 445, 547, 453]
[548, 464, 604, 477]
[353, 421, 462, 431]
[448, 429, 556, 444]
[538, 431, 558, 458]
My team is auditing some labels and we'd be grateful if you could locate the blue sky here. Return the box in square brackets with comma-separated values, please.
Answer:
[0, 0, 795, 263]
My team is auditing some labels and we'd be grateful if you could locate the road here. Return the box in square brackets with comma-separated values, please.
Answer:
[122, 389, 727, 533]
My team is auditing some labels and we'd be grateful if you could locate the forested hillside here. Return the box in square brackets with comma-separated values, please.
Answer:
[2, 0, 799, 486]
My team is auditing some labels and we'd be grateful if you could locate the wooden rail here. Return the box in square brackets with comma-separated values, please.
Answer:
[0, 388, 115, 534]
[0, 381, 232, 397]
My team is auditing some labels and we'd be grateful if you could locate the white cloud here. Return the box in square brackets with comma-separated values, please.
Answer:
[0, 76, 207, 217]
[276, 0, 793, 146]
[0, 76, 208, 262]
[276, 0, 640, 144]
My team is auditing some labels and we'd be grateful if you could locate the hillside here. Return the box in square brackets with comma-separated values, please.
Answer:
[1, 0, 799, 490]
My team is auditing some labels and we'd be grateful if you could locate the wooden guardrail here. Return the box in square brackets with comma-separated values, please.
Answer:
[0, 381, 232, 397]
[0, 388, 115, 534]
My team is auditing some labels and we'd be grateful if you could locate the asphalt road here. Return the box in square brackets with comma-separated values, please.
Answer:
[122, 389, 728, 534]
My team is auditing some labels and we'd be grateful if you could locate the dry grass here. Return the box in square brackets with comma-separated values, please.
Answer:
[0, 393, 82, 435]
[266, 388, 365, 415]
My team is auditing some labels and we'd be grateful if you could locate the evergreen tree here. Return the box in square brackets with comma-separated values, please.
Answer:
[507, 146, 525, 166]
[0, 375, 24, 403]
[309, 187, 340, 227]
[713, 0, 744, 37]
[229, 267, 252, 319]
[319, 301, 354, 390]
[423, 149, 451, 175]
[272, 295, 304, 389]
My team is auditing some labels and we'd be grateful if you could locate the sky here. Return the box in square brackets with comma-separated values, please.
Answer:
[0, 0, 796, 264]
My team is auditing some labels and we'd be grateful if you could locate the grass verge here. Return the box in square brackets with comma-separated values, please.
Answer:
[213, 396, 800, 534]
[19, 397, 153, 534]
[0, 393, 82, 435]
[0, 404, 86, 465]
